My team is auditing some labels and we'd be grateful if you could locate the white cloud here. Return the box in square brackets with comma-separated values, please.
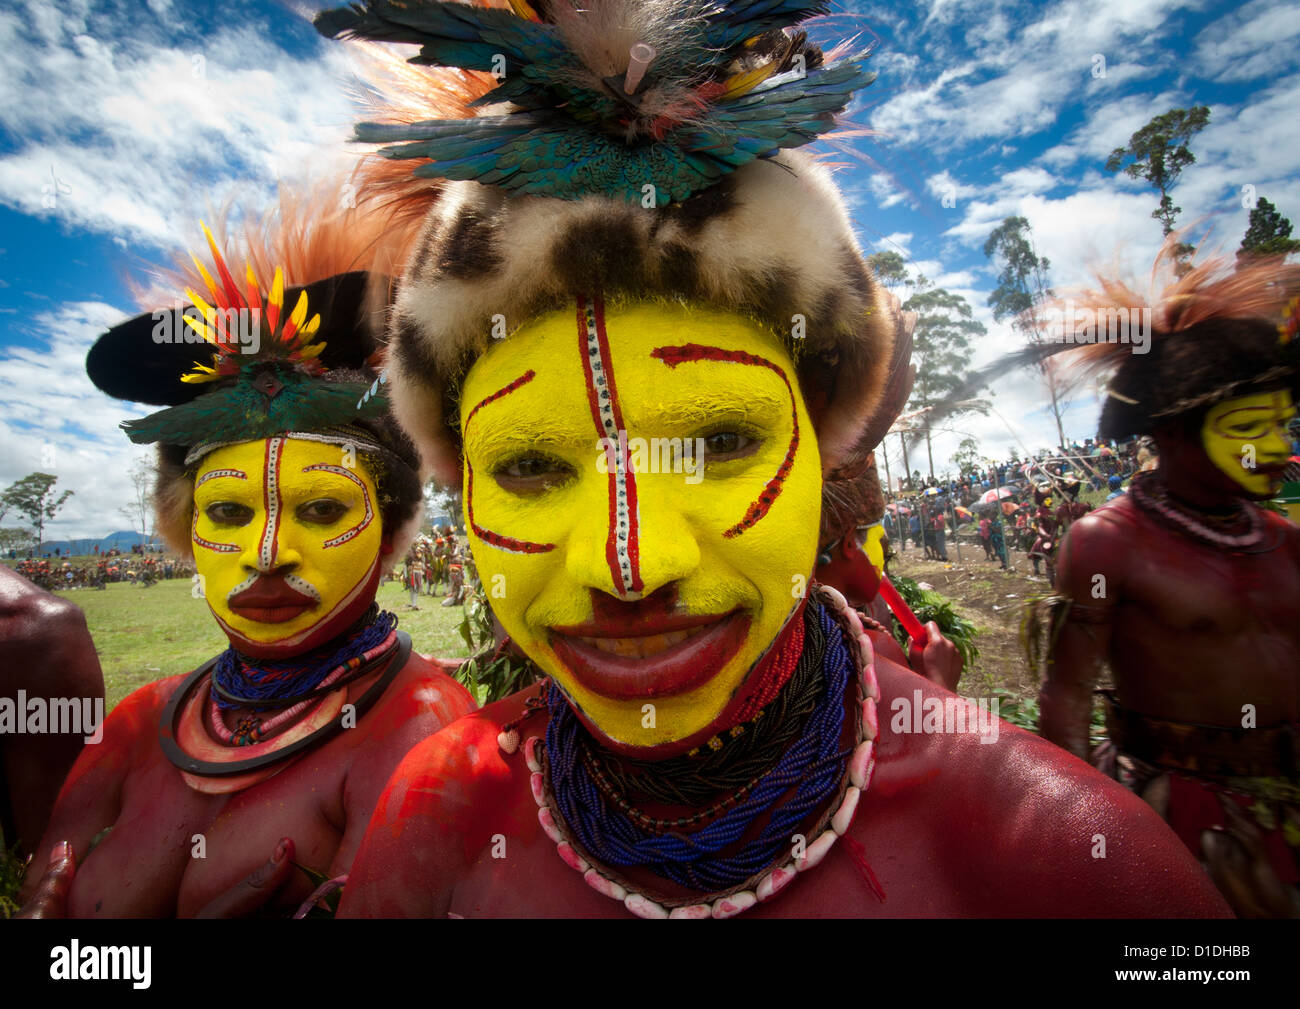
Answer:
[0, 299, 159, 541]
[877, 231, 913, 254]
[0, 0, 362, 248]
[1194, 0, 1300, 83]
[869, 0, 1189, 148]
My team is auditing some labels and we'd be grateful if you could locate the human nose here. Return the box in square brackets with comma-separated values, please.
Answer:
[564, 471, 701, 601]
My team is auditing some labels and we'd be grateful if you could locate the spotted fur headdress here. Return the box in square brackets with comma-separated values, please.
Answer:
[317, 0, 912, 486]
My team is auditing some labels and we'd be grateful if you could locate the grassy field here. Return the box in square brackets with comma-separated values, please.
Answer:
[51, 578, 472, 712]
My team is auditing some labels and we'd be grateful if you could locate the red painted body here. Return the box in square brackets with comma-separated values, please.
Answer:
[20, 652, 474, 917]
[0, 567, 105, 855]
[340, 632, 1229, 918]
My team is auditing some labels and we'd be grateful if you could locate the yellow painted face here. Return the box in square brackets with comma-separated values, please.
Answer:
[460, 298, 821, 747]
[192, 437, 386, 654]
[862, 524, 886, 573]
[1201, 389, 1296, 498]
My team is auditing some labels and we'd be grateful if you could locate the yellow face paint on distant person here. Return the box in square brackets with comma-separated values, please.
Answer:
[460, 299, 821, 747]
[863, 523, 886, 573]
[192, 437, 386, 653]
[1201, 389, 1296, 498]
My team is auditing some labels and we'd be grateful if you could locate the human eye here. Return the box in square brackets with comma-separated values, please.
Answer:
[204, 502, 255, 526]
[491, 452, 576, 495]
[695, 426, 763, 464]
[297, 498, 350, 525]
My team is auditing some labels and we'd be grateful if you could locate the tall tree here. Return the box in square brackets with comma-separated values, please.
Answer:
[1, 473, 73, 552]
[1105, 105, 1210, 263]
[118, 458, 154, 545]
[902, 279, 988, 478]
[983, 215, 1076, 448]
[1238, 197, 1300, 260]
[0, 527, 34, 553]
[866, 250, 911, 289]
[950, 436, 982, 477]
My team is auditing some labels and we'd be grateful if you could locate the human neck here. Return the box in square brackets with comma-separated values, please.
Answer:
[1154, 463, 1247, 515]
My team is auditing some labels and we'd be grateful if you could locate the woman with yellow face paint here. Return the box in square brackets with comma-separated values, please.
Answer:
[19, 195, 476, 918]
[1032, 241, 1300, 918]
[323, 0, 1228, 920]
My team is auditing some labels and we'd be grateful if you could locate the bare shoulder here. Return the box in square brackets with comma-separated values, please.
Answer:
[365, 651, 477, 735]
[1065, 496, 1140, 549]
[868, 658, 1229, 916]
[339, 685, 543, 917]
[0, 568, 89, 642]
[369, 684, 540, 821]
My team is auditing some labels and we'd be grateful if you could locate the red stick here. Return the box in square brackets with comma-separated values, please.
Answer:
[877, 575, 930, 648]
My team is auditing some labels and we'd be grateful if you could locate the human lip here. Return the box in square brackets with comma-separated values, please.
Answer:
[549, 610, 751, 701]
[228, 577, 316, 623]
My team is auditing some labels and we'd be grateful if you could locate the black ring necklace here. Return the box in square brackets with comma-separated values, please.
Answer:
[158, 631, 411, 778]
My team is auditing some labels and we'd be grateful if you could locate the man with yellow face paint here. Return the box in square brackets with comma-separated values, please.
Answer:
[323, 0, 1227, 919]
[19, 199, 475, 918]
[1036, 242, 1300, 917]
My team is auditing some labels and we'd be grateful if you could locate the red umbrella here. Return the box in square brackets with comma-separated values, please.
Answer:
[979, 487, 1013, 504]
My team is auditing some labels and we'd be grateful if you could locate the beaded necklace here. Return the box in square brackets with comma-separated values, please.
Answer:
[207, 630, 399, 746]
[210, 607, 398, 711]
[523, 586, 880, 918]
[1130, 471, 1265, 549]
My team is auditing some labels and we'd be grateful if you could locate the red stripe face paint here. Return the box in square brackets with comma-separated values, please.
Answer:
[303, 464, 374, 548]
[258, 436, 285, 571]
[463, 369, 557, 555]
[577, 294, 643, 599]
[456, 301, 823, 748]
[652, 343, 800, 538]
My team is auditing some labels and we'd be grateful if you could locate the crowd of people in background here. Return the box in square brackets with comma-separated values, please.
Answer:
[882, 437, 1148, 582]
[11, 551, 197, 592]
[395, 525, 477, 609]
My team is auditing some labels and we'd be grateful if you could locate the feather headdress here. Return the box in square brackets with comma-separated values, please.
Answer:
[316, 0, 874, 206]
[86, 183, 426, 557]
[928, 238, 1300, 441]
[319, 0, 906, 489]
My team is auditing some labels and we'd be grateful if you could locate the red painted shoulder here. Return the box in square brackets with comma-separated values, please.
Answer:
[866, 656, 1230, 917]
[340, 684, 546, 916]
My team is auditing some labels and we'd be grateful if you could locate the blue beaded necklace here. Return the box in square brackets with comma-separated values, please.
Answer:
[543, 600, 854, 892]
[211, 607, 398, 711]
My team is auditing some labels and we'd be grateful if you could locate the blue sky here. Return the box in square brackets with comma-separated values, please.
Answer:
[1, 0, 1298, 537]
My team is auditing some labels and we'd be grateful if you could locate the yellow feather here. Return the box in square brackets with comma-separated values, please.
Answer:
[180, 364, 221, 383]
[190, 253, 221, 305]
[301, 314, 321, 336]
[721, 60, 777, 100]
[199, 221, 224, 271]
[269, 267, 284, 314]
[184, 289, 218, 327]
[245, 263, 262, 304]
[298, 342, 326, 359]
[181, 313, 217, 345]
[287, 289, 309, 331]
